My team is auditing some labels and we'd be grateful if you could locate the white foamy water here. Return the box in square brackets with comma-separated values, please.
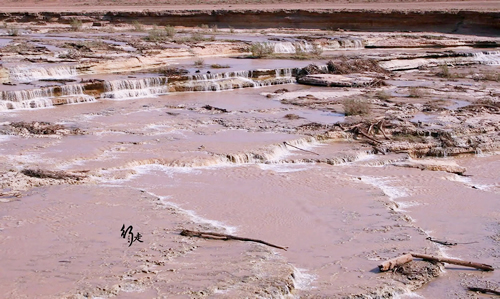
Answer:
[258, 162, 315, 173]
[158, 195, 238, 234]
[103, 77, 169, 99]
[8, 65, 77, 82]
[360, 176, 409, 201]
[444, 173, 492, 191]
[292, 267, 317, 291]
[473, 51, 500, 65]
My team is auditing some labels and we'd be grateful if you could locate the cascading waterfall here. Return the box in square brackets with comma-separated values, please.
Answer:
[1, 67, 295, 111]
[0, 88, 55, 110]
[182, 68, 295, 92]
[473, 51, 500, 65]
[102, 77, 169, 99]
[269, 41, 316, 54]
[8, 65, 77, 82]
[323, 38, 365, 50]
[58, 84, 96, 104]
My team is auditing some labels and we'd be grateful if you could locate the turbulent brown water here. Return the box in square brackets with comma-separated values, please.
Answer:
[0, 23, 499, 298]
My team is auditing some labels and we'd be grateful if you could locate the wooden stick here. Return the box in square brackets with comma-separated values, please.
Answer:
[180, 230, 288, 251]
[378, 253, 413, 271]
[467, 287, 500, 296]
[411, 253, 494, 271]
[378, 120, 392, 140]
[283, 142, 320, 156]
[354, 127, 383, 144]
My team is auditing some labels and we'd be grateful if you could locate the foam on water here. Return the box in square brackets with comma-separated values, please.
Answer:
[8, 65, 77, 82]
[444, 173, 492, 191]
[395, 290, 425, 299]
[158, 195, 238, 234]
[102, 77, 169, 100]
[258, 163, 315, 173]
[291, 267, 317, 290]
[360, 176, 409, 201]
[473, 51, 500, 65]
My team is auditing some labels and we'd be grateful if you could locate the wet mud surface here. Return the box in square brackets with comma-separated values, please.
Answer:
[0, 11, 499, 299]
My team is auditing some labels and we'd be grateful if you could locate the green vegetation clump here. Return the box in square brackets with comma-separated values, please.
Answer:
[145, 25, 176, 42]
[249, 42, 275, 58]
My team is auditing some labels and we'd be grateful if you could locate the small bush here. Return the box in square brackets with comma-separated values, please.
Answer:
[194, 58, 204, 67]
[132, 20, 145, 32]
[437, 64, 451, 78]
[6, 26, 19, 36]
[165, 25, 176, 37]
[483, 71, 500, 82]
[343, 98, 370, 116]
[311, 43, 323, 56]
[159, 67, 189, 76]
[249, 42, 274, 58]
[70, 19, 83, 31]
[211, 64, 230, 69]
[375, 90, 391, 100]
[190, 32, 205, 42]
[408, 87, 426, 98]
[146, 26, 175, 41]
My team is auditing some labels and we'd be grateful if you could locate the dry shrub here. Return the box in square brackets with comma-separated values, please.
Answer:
[10, 121, 81, 135]
[159, 67, 189, 76]
[210, 64, 230, 69]
[295, 64, 326, 79]
[375, 90, 391, 100]
[327, 57, 388, 75]
[408, 87, 426, 98]
[284, 114, 303, 120]
[21, 169, 84, 181]
[132, 20, 145, 32]
[343, 98, 370, 116]
[436, 64, 451, 78]
[70, 19, 83, 31]
[194, 58, 204, 67]
[249, 42, 274, 58]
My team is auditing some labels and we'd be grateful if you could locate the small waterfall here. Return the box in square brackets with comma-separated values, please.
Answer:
[0, 88, 54, 111]
[324, 38, 365, 50]
[102, 77, 168, 99]
[473, 51, 500, 65]
[57, 84, 96, 105]
[8, 65, 77, 82]
[270, 41, 316, 54]
[178, 68, 295, 92]
[1, 88, 54, 102]
[0, 84, 95, 111]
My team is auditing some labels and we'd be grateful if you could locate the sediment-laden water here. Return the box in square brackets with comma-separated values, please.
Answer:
[0, 24, 499, 298]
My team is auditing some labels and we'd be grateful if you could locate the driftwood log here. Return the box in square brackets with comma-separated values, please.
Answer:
[411, 253, 494, 271]
[180, 230, 288, 251]
[379, 253, 494, 272]
[378, 253, 413, 271]
[467, 287, 500, 296]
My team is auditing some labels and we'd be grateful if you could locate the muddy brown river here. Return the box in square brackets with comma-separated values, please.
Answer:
[0, 16, 499, 298]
